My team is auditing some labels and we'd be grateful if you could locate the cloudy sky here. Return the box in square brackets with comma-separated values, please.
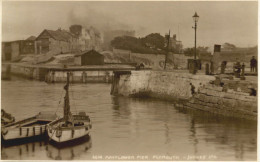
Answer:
[2, 1, 258, 48]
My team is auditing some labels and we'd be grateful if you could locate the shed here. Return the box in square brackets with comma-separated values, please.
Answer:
[75, 50, 104, 65]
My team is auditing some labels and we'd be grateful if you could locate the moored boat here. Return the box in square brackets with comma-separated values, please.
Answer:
[47, 72, 92, 143]
[1, 112, 57, 141]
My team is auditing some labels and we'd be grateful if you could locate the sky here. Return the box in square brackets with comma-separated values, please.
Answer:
[2, 1, 258, 49]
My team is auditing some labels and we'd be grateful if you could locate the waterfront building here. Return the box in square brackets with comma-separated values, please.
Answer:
[35, 25, 102, 55]
[2, 36, 36, 61]
[35, 28, 78, 55]
[74, 50, 104, 66]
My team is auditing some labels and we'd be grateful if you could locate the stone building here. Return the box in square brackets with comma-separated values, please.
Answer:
[2, 36, 36, 61]
[69, 25, 102, 51]
[35, 29, 78, 54]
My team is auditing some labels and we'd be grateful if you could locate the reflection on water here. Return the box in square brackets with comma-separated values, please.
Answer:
[1, 78, 257, 161]
[46, 136, 92, 160]
[1, 135, 91, 160]
[1, 137, 49, 160]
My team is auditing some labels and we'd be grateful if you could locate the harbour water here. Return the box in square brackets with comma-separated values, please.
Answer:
[1, 78, 257, 161]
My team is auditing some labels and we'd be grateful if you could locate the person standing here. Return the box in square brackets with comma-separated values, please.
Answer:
[250, 56, 257, 72]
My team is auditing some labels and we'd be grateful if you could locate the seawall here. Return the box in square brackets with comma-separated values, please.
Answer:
[111, 70, 215, 100]
[111, 70, 257, 120]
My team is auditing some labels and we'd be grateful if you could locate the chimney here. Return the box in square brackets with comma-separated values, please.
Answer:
[214, 44, 221, 52]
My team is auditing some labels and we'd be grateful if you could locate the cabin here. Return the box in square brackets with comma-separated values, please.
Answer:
[74, 50, 104, 66]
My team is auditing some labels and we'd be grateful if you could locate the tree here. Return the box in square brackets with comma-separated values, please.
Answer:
[110, 35, 166, 54]
[141, 33, 165, 50]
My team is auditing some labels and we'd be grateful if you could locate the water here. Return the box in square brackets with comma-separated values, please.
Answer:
[1, 78, 257, 161]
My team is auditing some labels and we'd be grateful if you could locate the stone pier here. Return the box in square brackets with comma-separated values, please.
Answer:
[111, 70, 257, 120]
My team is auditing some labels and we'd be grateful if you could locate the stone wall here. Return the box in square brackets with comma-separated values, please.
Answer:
[113, 70, 215, 100]
[111, 70, 257, 120]
[6, 64, 38, 79]
[168, 54, 193, 69]
[180, 83, 257, 120]
[111, 48, 193, 70]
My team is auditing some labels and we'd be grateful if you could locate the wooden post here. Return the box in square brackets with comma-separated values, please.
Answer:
[51, 71, 55, 83]
[82, 71, 86, 83]
[26, 128, 29, 136]
[33, 127, 35, 136]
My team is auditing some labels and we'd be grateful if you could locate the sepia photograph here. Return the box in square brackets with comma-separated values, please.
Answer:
[1, 0, 258, 161]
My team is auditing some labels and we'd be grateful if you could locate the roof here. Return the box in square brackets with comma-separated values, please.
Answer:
[26, 36, 36, 41]
[37, 29, 75, 42]
[75, 49, 103, 57]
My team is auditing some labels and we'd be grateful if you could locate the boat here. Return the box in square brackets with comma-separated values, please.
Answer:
[47, 72, 92, 143]
[1, 111, 57, 141]
[1, 109, 15, 126]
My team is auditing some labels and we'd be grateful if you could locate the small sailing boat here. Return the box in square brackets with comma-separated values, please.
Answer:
[47, 72, 92, 143]
[1, 111, 57, 141]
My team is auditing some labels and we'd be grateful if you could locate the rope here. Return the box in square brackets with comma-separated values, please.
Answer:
[48, 123, 60, 141]
[55, 87, 64, 115]
[49, 128, 56, 141]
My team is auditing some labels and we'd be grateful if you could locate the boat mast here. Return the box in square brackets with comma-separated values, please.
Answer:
[64, 72, 71, 126]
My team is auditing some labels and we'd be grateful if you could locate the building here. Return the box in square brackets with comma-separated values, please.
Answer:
[103, 30, 135, 50]
[165, 34, 183, 53]
[2, 36, 36, 61]
[35, 29, 78, 54]
[69, 25, 102, 51]
[22, 36, 36, 54]
[2, 41, 19, 61]
[74, 50, 104, 66]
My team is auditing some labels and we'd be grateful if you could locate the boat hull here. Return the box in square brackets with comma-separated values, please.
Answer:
[2, 125, 47, 141]
[48, 125, 91, 143]
[1, 112, 57, 141]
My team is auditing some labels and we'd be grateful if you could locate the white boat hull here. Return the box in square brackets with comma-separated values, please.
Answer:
[47, 125, 91, 143]
[2, 125, 47, 141]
